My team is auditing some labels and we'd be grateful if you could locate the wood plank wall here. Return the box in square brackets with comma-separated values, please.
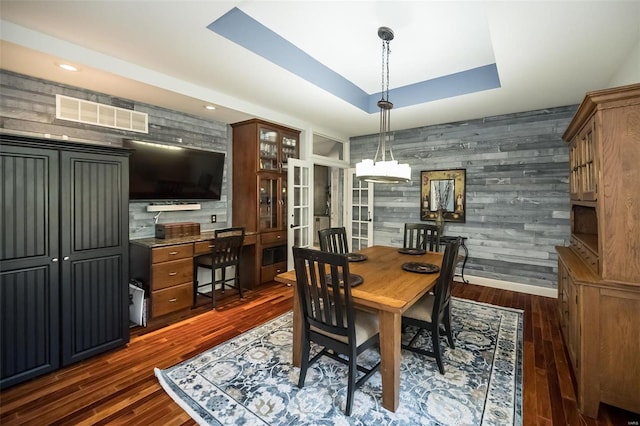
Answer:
[0, 71, 230, 238]
[349, 106, 577, 290]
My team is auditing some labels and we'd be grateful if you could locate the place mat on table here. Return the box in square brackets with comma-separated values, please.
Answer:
[347, 253, 368, 262]
[398, 248, 426, 255]
[401, 262, 440, 274]
[325, 273, 364, 287]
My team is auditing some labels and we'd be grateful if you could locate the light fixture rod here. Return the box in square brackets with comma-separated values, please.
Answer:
[355, 26, 411, 184]
[376, 27, 394, 164]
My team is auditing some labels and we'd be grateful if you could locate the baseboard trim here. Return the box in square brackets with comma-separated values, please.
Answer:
[461, 274, 558, 298]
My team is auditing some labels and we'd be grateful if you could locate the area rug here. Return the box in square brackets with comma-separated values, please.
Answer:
[155, 298, 523, 425]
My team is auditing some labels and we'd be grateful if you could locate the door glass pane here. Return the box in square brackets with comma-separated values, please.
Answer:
[294, 228, 303, 246]
[300, 206, 309, 227]
[259, 128, 278, 170]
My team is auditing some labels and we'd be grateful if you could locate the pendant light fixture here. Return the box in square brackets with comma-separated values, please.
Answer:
[356, 26, 411, 183]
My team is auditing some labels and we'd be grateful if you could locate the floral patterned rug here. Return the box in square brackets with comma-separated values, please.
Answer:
[155, 298, 523, 425]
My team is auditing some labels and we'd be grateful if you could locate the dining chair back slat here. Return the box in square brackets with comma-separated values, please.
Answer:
[318, 227, 349, 254]
[403, 223, 441, 252]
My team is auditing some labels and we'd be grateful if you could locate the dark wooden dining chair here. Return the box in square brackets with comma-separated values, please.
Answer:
[401, 236, 461, 374]
[292, 246, 380, 416]
[193, 227, 245, 309]
[318, 226, 349, 254]
[403, 223, 441, 252]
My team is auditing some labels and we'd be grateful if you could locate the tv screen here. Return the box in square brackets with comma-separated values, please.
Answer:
[124, 140, 225, 201]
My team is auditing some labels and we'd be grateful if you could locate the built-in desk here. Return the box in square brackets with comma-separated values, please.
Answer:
[129, 231, 258, 319]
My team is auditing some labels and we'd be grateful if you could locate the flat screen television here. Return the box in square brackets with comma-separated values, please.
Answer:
[124, 139, 225, 201]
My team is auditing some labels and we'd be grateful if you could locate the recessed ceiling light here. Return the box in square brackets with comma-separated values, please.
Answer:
[58, 63, 78, 72]
[204, 105, 216, 110]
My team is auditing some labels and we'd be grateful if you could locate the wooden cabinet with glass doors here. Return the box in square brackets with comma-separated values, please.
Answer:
[232, 119, 300, 285]
[557, 83, 640, 418]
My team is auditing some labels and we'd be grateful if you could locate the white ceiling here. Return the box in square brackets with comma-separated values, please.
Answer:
[1, 1, 639, 141]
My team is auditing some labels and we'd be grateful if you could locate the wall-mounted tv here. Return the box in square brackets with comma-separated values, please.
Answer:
[124, 139, 225, 201]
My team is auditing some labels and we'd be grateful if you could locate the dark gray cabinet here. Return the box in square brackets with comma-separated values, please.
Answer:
[0, 134, 130, 388]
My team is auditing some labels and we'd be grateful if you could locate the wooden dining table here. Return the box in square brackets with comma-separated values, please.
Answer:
[274, 245, 444, 413]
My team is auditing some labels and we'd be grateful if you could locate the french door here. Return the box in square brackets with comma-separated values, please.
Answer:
[348, 168, 374, 250]
[287, 158, 312, 265]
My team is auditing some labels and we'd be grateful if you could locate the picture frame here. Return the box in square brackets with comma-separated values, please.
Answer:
[420, 169, 466, 223]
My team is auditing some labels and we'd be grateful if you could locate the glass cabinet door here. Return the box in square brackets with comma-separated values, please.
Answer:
[259, 128, 278, 171]
[259, 175, 279, 231]
[281, 133, 298, 171]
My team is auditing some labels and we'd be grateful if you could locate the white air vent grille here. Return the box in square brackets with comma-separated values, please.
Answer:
[56, 94, 148, 133]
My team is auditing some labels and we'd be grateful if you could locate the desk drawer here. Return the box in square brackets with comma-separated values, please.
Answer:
[261, 231, 286, 245]
[261, 261, 287, 283]
[152, 244, 193, 263]
[152, 282, 193, 317]
[244, 233, 257, 245]
[151, 258, 193, 290]
[194, 240, 215, 255]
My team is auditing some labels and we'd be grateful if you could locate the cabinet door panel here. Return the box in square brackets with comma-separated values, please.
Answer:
[0, 144, 60, 388]
[60, 152, 129, 365]
[64, 153, 126, 251]
[258, 175, 280, 231]
[0, 145, 59, 265]
[259, 127, 279, 170]
[62, 255, 127, 364]
[0, 266, 59, 388]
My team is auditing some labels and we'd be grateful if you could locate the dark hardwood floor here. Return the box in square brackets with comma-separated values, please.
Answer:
[1, 281, 637, 425]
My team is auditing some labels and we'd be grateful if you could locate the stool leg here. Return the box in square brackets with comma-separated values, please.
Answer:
[236, 265, 243, 299]
[212, 267, 217, 309]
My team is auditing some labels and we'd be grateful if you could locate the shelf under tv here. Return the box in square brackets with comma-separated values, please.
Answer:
[146, 203, 201, 212]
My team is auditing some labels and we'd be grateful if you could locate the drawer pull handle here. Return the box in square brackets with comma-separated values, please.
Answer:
[169, 251, 179, 255]
[168, 272, 177, 276]
[277, 235, 281, 239]
[169, 298, 177, 302]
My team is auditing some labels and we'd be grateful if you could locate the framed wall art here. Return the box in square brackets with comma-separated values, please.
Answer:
[420, 169, 466, 223]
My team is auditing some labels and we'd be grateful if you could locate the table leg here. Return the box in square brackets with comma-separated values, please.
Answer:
[379, 310, 401, 412]
[292, 287, 302, 367]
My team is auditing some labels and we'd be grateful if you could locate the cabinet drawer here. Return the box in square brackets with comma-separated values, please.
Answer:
[152, 282, 193, 317]
[151, 258, 193, 290]
[152, 244, 194, 263]
[194, 240, 215, 255]
[261, 261, 287, 283]
[261, 231, 286, 245]
[244, 233, 257, 245]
